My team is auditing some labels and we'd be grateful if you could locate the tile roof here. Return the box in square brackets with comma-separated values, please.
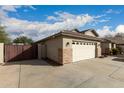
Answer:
[103, 38, 124, 44]
[35, 29, 102, 43]
[61, 30, 102, 41]
[81, 29, 99, 37]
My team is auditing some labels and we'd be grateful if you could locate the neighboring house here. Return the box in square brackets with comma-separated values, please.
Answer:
[115, 40, 124, 53]
[101, 39, 116, 55]
[101, 37, 124, 55]
[36, 29, 102, 65]
[112, 37, 124, 53]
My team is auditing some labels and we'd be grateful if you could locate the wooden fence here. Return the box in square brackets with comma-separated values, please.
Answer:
[4, 44, 38, 62]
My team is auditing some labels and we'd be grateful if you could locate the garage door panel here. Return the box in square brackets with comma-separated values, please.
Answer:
[72, 44, 95, 62]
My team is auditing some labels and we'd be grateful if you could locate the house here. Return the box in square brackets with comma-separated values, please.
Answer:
[115, 40, 124, 54]
[101, 37, 124, 55]
[101, 39, 117, 55]
[36, 29, 102, 65]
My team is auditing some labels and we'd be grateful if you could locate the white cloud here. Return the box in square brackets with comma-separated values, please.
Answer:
[0, 8, 99, 40]
[26, 5, 36, 10]
[55, 11, 76, 21]
[91, 14, 110, 26]
[115, 25, 124, 33]
[0, 6, 113, 41]
[1, 5, 21, 12]
[0, 5, 36, 13]
[93, 14, 106, 18]
[0, 14, 95, 40]
[47, 11, 76, 22]
[106, 9, 113, 13]
[99, 19, 109, 22]
[97, 25, 124, 37]
[105, 9, 122, 14]
[97, 26, 116, 37]
[0, 9, 7, 19]
[47, 16, 57, 21]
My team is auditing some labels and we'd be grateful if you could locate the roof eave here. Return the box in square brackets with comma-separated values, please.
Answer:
[61, 32, 102, 42]
[35, 32, 62, 44]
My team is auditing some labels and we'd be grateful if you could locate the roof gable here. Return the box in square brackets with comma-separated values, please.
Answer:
[81, 29, 99, 37]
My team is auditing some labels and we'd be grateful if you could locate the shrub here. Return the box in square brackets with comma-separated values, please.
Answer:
[117, 47, 123, 54]
[111, 48, 119, 55]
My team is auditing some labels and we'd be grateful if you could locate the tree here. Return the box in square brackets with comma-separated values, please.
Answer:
[103, 32, 124, 40]
[0, 24, 11, 43]
[113, 33, 124, 40]
[13, 36, 33, 44]
[104, 34, 114, 39]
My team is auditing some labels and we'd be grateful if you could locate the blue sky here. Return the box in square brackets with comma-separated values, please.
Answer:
[0, 5, 124, 40]
[7, 5, 124, 28]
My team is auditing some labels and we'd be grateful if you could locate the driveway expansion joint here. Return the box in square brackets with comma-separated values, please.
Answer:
[18, 64, 21, 88]
[108, 66, 121, 77]
[74, 76, 95, 88]
[108, 64, 124, 82]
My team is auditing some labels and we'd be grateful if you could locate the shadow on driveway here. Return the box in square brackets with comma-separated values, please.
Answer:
[112, 58, 124, 62]
[112, 55, 124, 62]
[3, 59, 62, 66]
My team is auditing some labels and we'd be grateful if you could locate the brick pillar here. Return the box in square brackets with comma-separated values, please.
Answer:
[58, 48, 72, 64]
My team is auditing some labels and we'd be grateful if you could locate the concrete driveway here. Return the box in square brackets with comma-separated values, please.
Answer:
[0, 56, 124, 88]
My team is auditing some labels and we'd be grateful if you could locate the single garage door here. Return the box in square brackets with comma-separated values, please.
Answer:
[72, 42, 96, 62]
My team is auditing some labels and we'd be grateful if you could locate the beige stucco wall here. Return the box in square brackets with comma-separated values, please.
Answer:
[46, 38, 62, 62]
[84, 31, 96, 37]
[96, 42, 101, 57]
[0, 43, 4, 64]
[109, 43, 112, 49]
[38, 37, 63, 63]
[63, 37, 72, 48]
[113, 44, 116, 48]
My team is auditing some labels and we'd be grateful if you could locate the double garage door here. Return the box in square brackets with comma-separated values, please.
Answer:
[72, 42, 96, 62]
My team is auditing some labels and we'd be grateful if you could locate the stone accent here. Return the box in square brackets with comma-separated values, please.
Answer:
[63, 48, 72, 64]
[58, 48, 72, 64]
[0, 43, 4, 64]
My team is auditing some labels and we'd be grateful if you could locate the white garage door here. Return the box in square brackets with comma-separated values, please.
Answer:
[72, 42, 96, 62]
